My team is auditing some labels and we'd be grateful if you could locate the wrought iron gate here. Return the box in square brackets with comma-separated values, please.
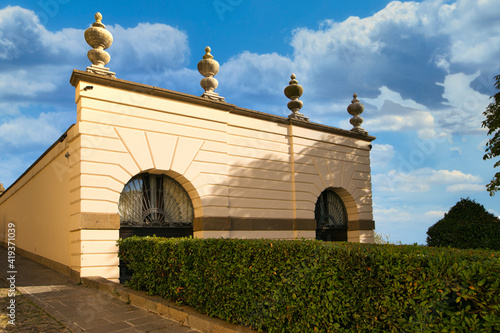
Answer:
[315, 190, 348, 241]
[118, 173, 194, 282]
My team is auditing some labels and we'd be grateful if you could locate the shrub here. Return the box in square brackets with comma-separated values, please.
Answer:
[373, 231, 401, 245]
[118, 237, 500, 332]
[426, 198, 500, 250]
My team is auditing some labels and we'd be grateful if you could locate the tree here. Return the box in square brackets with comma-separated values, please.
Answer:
[426, 198, 500, 250]
[482, 74, 500, 196]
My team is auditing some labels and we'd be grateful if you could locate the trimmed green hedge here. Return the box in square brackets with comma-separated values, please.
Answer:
[427, 198, 500, 250]
[118, 237, 500, 332]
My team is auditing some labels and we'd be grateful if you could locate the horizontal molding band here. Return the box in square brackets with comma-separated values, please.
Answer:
[194, 217, 374, 231]
[76, 214, 374, 232]
[348, 220, 375, 231]
[79, 213, 120, 230]
[194, 217, 316, 231]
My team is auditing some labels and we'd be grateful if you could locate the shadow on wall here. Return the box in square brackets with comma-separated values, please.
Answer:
[213, 124, 374, 240]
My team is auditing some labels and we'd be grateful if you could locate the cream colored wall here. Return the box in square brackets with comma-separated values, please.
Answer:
[70, 229, 119, 278]
[227, 114, 293, 221]
[72, 80, 229, 218]
[72, 79, 373, 243]
[225, 114, 373, 241]
[0, 126, 78, 268]
[69, 80, 233, 280]
[0, 76, 373, 281]
[291, 126, 373, 223]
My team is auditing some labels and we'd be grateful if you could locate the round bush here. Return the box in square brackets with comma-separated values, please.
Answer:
[426, 198, 500, 250]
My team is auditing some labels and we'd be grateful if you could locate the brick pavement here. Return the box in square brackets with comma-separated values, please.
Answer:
[0, 246, 201, 332]
[0, 277, 72, 332]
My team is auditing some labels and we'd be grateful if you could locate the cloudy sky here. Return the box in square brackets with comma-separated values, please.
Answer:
[1, 0, 498, 244]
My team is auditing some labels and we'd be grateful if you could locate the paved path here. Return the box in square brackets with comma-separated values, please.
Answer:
[0, 277, 72, 332]
[0, 247, 200, 332]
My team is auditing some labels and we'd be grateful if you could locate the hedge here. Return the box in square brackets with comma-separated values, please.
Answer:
[427, 198, 500, 250]
[118, 237, 500, 332]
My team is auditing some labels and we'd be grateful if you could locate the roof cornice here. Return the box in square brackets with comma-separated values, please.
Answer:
[70, 70, 376, 142]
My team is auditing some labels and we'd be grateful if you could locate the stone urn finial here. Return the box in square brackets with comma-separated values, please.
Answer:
[284, 74, 308, 121]
[197, 46, 225, 102]
[347, 93, 367, 134]
[84, 12, 116, 77]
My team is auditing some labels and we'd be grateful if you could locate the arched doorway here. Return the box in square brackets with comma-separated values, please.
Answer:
[118, 173, 194, 281]
[315, 189, 348, 241]
[118, 173, 194, 238]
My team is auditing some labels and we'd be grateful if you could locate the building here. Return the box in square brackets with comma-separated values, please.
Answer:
[0, 13, 375, 282]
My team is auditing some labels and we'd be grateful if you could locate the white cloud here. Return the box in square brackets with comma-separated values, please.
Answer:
[373, 201, 454, 244]
[370, 109, 436, 138]
[373, 207, 411, 222]
[425, 210, 445, 219]
[0, 6, 86, 63]
[0, 7, 83, 107]
[488, 209, 499, 217]
[0, 5, 198, 157]
[108, 23, 189, 72]
[217, 51, 293, 107]
[287, 0, 448, 101]
[373, 168, 482, 192]
[350, 87, 438, 139]
[0, 102, 27, 116]
[0, 69, 57, 98]
[358, 71, 490, 139]
[371, 144, 395, 167]
[364, 86, 428, 111]
[267, 0, 500, 136]
[437, 71, 489, 110]
[435, 71, 490, 135]
[0, 6, 192, 101]
[0, 112, 72, 148]
[440, 0, 500, 64]
[446, 183, 485, 192]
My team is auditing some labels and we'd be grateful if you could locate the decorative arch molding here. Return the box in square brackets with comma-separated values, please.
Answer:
[305, 157, 372, 223]
[114, 128, 204, 176]
[118, 169, 203, 218]
[313, 186, 374, 242]
[316, 187, 359, 226]
[110, 127, 204, 186]
[102, 128, 205, 216]
[328, 187, 359, 223]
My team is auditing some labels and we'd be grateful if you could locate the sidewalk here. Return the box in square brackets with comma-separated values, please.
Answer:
[0, 246, 201, 332]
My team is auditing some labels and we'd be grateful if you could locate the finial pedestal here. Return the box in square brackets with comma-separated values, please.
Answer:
[284, 74, 308, 121]
[84, 12, 115, 77]
[198, 47, 225, 102]
[347, 93, 367, 134]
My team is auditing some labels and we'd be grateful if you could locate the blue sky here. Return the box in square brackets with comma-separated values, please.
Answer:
[0, 0, 498, 244]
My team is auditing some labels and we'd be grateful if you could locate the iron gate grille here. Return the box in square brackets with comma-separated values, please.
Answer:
[315, 190, 348, 230]
[118, 174, 194, 228]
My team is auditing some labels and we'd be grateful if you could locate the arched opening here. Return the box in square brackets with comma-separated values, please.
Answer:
[118, 173, 194, 236]
[118, 173, 194, 281]
[315, 189, 348, 241]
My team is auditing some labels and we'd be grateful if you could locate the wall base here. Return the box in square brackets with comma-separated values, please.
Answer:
[1, 241, 80, 282]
